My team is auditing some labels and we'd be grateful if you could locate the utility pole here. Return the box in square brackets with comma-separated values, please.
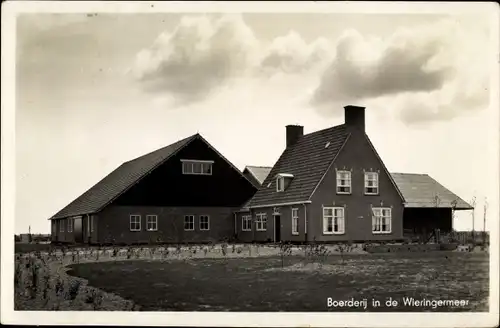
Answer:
[471, 196, 477, 243]
[483, 198, 488, 244]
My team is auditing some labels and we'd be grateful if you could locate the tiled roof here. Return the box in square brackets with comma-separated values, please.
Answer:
[50, 134, 197, 219]
[247, 124, 349, 207]
[243, 166, 272, 185]
[390, 173, 473, 210]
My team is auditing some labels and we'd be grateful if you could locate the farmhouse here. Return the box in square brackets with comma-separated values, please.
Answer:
[49, 105, 472, 245]
[235, 105, 472, 243]
[49, 134, 257, 244]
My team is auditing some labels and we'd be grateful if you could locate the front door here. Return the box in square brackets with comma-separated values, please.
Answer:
[274, 215, 281, 243]
[74, 216, 83, 243]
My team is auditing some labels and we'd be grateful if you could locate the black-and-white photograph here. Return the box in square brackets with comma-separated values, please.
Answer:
[2, 1, 499, 327]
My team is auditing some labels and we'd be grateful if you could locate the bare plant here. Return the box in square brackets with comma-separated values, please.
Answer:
[85, 289, 104, 310]
[66, 280, 82, 301]
[278, 242, 293, 268]
[337, 240, 354, 265]
[28, 259, 39, 299]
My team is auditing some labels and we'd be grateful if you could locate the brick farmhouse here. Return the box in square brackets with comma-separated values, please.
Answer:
[50, 106, 472, 244]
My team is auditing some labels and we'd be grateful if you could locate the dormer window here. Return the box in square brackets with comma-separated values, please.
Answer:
[181, 159, 213, 175]
[275, 173, 294, 192]
[277, 176, 285, 192]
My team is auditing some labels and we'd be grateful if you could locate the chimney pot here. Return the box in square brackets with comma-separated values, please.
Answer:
[286, 125, 304, 148]
[344, 105, 366, 133]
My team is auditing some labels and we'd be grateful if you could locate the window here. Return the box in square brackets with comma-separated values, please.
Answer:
[323, 207, 345, 234]
[336, 170, 351, 194]
[291, 208, 299, 235]
[184, 215, 195, 231]
[276, 176, 285, 192]
[372, 207, 392, 234]
[67, 218, 73, 232]
[146, 215, 158, 231]
[200, 215, 210, 231]
[181, 160, 213, 175]
[365, 172, 379, 195]
[59, 219, 65, 232]
[255, 213, 267, 231]
[242, 215, 252, 231]
[130, 215, 141, 231]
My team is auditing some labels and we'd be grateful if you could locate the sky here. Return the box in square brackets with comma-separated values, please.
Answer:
[14, 7, 498, 234]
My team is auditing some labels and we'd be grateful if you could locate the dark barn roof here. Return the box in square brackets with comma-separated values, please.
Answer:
[390, 173, 473, 210]
[247, 124, 350, 207]
[50, 135, 196, 220]
[243, 166, 272, 185]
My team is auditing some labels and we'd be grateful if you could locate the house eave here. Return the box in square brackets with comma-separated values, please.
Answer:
[248, 200, 312, 209]
[49, 211, 96, 220]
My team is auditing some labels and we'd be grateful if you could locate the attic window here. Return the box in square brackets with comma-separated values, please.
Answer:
[276, 173, 294, 192]
[181, 159, 213, 175]
[277, 176, 285, 192]
[325, 141, 331, 148]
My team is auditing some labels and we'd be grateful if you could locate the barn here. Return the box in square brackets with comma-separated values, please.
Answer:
[49, 134, 257, 245]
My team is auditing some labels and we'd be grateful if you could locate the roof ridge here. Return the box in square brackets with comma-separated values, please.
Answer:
[245, 165, 273, 169]
[391, 172, 429, 176]
[124, 134, 198, 165]
[303, 123, 345, 138]
[50, 134, 198, 220]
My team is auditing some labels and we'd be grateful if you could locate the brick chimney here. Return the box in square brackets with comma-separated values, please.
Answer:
[286, 125, 304, 148]
[344, 105, 365, 133]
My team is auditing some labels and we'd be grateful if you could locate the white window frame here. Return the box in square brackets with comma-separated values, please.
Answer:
[255, 213, 267, 231]
[276, 176, 285, 192]
[242, 215, 252, 231]
[365, 172, 379, 195]
[181, 159, 213, 175]
[199, 215, 210, 231]
[291, 208, 299, 235]
[184, 215, 195, 231]
[323, 206, 345, 235]
[372, 207, 392, 234]
[130, 215, 141, 231]
[146, 215, 158, 231]
[336, 170, 352, 194]
[67, 218, 73, 232]
[60, 219, 65, 232]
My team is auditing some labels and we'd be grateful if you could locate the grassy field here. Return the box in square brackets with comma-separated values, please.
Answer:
[15, 243, 53, 254]
[67, 251, 489, 312]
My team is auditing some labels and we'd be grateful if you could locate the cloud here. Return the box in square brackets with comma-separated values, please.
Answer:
[132, 14, 333, 104]
[311, 17, 491, 124]
[259, 31, 333, 75]
[132, 14, 261, 103]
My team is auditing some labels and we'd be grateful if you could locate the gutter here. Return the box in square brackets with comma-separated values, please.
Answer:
[249, 200, 312, 209]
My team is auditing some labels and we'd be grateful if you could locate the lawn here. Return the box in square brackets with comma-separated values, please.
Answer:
[67, 251, 489, 312]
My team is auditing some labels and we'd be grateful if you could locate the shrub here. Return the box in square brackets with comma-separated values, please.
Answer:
[28, 260, 39, 299]
[54, 277, 64, 297]
[85, 289, 104, 310]
[66, 280, 82, 301]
